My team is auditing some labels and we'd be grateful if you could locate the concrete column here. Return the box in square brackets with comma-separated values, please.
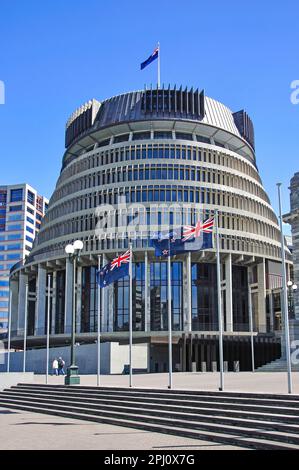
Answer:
[225, 254, 233, 332]
[186, 252, 192, 332]
[17, 273, 28, 334]
[108, 283, 114, 332]
[76, 266, 82, 333]
[51, 271, 57, 334]
[257, 259, 267, 333]
[35, 265, 47, 336]
[144, 251, 151, 332]
[102, 255, 109, 332]
[269, 291, 274, 332]
[182, 257, 189, 331]
[64, 258, 73, 334]
[10, 278, 19, 336]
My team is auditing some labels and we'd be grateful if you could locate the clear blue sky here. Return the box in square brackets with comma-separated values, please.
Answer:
[1, 0, 298, 230]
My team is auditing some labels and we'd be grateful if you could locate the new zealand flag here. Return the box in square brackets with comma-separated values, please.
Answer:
[140, 46, 159, 70]
[97, 250, 131, 287]
[151, 217, 214, 257]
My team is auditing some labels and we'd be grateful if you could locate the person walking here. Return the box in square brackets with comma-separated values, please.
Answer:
[52, 358, 58, 376]
[58, 357, 65, 375]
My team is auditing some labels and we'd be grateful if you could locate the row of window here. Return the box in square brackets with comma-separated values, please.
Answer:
[64, 130, 254, 170]
[38, 202, 280, 248]
[54, 163, 268, 207]
[59, 144, 261, 193]
[43, 184, 278, 235]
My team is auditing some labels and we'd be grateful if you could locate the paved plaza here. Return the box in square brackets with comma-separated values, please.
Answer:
[0, 408, 244, 450]
[33, 371, 299, 395]
[1, 371, 299, 450]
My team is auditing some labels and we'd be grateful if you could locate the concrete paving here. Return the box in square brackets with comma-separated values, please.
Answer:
[32, 371, 299, 395]
[0, 408, 244, 450]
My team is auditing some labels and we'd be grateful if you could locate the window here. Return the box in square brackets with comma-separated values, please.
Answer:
[8, 234, 21, 240]
[7, 253, 20, 260]
[10, 188, 23, 202]
[25, 245, 32, 251]
[0, 280, 9, 287]
[26, 216, 34, 224]
[176, 132, 193, 141]
[27, 207, 34, 215]
[114, 134, 129, 143]
[154, 131, 172, 139]
[0, 301, 8, 308]
[9, 214, 22, 221]
[26, 226, 34, 234]
[8, 224, 21, 231]
[36, 213, 42, 221]
[9, 205, 22, 212]
[27, 190, 35, 205]
[7, 243, 21, 250]
[132, 132, 151, 141]
[26, 235, 33, 243]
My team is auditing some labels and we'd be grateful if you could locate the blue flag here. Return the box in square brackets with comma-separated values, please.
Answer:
[97, 250, 131, 287]
[151, 217, 214, 257]
[140, 46, 159, 70]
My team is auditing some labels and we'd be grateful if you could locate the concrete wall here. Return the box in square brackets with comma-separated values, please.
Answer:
[0, 372, 34, 390]
[0, 342, 148, 375]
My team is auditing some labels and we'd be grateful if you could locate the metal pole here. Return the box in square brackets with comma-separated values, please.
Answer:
[23, 282, 28, 373]
[277, 183, 292, 394]
[46, 274, 51, 384]
[7, 289, 12, 373]
[248, 282, 255, 372]
[167, 255, 173, 388]
[215, 209, 224, 391]
[157, 42, 160, 89]
[167, 242, 173, 389]
[71, 256, 76, 367]
[129, 243, 133, 387]
[97, 255, 101, 387]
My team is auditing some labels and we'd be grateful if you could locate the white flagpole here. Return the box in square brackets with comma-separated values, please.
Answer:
[23, 282, 28, 373]
[7, 289, 12, 373]
[215, 210, 224, 391]
[129, 243, 133, 387]
[277, 183, 292, 394]
[97, 255, 101, 387]
[46, 274, 51, 384]
[248, 282, 255, 372]
[157, 42, 161, 89]
[167, 239, 173, 389]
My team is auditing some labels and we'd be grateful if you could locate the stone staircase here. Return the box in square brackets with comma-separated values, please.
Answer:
[257, 358, 299, 372]
[1, 383, 299, 449]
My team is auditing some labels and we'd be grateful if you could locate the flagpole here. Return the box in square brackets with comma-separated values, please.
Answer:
[167, 239, 173, 389]
[157, 42, 161, 89]
[7, 289, 12, 373]
[97, 255, 101, 387]
[277, 183, 292, 394]
[46, 274, 51, 384]
[248, 281, 255, 372]
[129, 243, 133, 387]
[215, 209, 224, 391]
[23, 281, 28, 373]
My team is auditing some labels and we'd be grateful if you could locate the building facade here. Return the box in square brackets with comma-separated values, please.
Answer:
[284, 172, 299, 320]
[0, 184, 48, 331]
[8, 87, 291, 371]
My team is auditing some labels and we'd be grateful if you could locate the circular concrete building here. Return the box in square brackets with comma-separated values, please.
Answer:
[8, 86, 291, 372]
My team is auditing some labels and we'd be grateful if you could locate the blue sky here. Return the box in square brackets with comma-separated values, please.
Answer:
[0, 0, 298, 230]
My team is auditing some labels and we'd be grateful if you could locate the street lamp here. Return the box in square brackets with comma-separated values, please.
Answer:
[287, 281, 298, 318]
[64, 239, 83, 385]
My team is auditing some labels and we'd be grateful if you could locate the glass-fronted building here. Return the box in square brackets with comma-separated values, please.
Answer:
[8, 87, 291, 371]
[0, 184, 48, 333]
